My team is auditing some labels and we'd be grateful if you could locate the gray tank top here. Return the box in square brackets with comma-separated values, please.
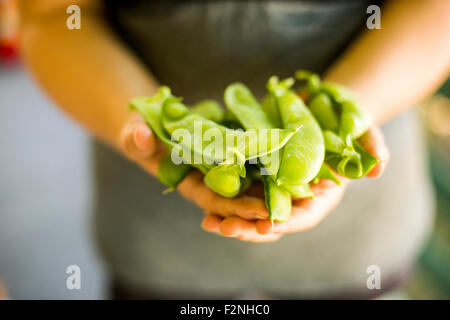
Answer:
[95, 1, 433, 297]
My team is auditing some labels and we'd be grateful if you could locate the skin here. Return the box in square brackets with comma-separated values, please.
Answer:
[20, 0, 450, 242]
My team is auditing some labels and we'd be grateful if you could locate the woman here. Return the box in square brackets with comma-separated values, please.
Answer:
[20, 0, 450, 299]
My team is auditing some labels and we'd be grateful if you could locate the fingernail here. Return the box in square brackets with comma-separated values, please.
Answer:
[134, 126, 152, 151]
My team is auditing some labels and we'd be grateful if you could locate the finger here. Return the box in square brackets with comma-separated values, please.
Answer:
[220, 216, 255, 236]
[133, 122, 157, 156]
[220, 216, 282, 242]
[358, 126, 390, 178]
[201, 213, 223, 233]
[178, 171, 269, 220]
[120, 114, 159, 159]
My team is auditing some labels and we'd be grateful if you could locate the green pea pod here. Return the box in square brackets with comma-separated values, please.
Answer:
[269, 77, 325, 186]
[313, 163, 341, 185]
[222, 110, 243, 129]
[308, 92, 339, 132]
[326, 151, 362, 179]
[130, 88, 207, 183]
[338, 101, 372, 140]
[224, 83, 281, 177]
[191, 99, 225, 123]
[204, 163, 243, 198]
[295, 70, 321, 94]
[323, 130, 346, 153]
[225, 82, 307, 218]
[157, 150, 191, 189]
[325, 140, 379, 179]
[320, 81, 357, 103]
[323, 129, 378, 179]
[295, 71, 372, 140]
[353, 141, 379, 177]
[263, 174, 292, 222]
[161, 97, 296, 165]
[282, 183, 314, 199]
[224, 83, 276, 129]
[261, 94, 283, 128]
[323, 129, 363, 179]
[320, 82, 372, 139]
[129, 87, 176, 148]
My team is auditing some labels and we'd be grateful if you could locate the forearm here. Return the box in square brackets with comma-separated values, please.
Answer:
[20, 1, 158, 147]
[325, 0, 450, 124]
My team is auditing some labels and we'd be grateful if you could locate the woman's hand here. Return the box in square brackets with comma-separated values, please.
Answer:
[120, 113, 388, 242]
[201, 125, 390, 242]
[119, 112, 271, 221]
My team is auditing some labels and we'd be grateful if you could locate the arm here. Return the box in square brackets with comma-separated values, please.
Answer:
[20, 0, 159, 147]
[203, 0, 450, 241]
[325, 0, 450, 124]
[20, 0, 272, 227]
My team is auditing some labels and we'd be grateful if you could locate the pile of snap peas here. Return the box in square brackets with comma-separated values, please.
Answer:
[130, 70, 379, 222]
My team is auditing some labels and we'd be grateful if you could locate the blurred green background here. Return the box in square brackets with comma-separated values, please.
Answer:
[407, 79, 450, 299]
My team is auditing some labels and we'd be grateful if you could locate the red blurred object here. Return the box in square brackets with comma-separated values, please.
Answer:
[0, 0, 19, 64]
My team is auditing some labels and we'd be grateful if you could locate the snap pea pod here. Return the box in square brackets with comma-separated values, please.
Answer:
[224, 82, 295, 219]
[224, 83, 276, 129]
[296, 70, 378, 179]
[206, 164, 256, 198]
[129, 87, 176, 148]
[222, 110, 243, 129]
[161, 97, 296, 165]
[130, 89, 205, 190]
[157, 151, 191, 189]
[323, 130, 378, 179]
[224, 83, 280, 175]
[191, 99, 225, 124]
[295, 71, 372, 140]
[308, 92, 339, 132]
[159, 97, 224, 189]
[261, 94, 283, 128]
[282, 183, 314, 199]
[313, 162, 341, 186]
[263, 174, 292, 222]
[268, 77, 325, 186]
[325, 140, 379, 179]
[295, 70, 321, 94]
[323, 130, 346, 153]
[225, 82, 317, 218]
[321, 83, 372, 139]
[204, 163, 245, 197]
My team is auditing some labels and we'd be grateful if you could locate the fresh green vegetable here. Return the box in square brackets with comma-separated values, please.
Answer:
[191, 99, 225, 123]
[224, 82, 281, 176]
[263, 174, 292, 222]
[296, 70, 377, 180]
[224, 83, 276, 129]
[308, 92, 339, 132]
[282, 183, 314, 199]
[130, 88, 206, 181]
[224, 83, 293, 220]
[268, 76, 325, 186]
[130, 70, 380, 222]
[157, 150, 191, 189]
[161, 97, 296, 165]
[204, 163, 244, 198]
[313, 163, 341, 185]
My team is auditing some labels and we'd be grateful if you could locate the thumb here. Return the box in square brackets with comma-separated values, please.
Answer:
[120, 113, 159, 159]
[358, 126, 390, 178]
[133, 122, 156, 156]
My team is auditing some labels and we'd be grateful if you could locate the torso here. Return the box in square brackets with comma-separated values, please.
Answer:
[94, 0, 433, 297]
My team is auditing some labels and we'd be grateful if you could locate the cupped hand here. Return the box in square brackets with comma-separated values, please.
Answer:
[201, 125, 390, 242]
[119, 112, 270, 221]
